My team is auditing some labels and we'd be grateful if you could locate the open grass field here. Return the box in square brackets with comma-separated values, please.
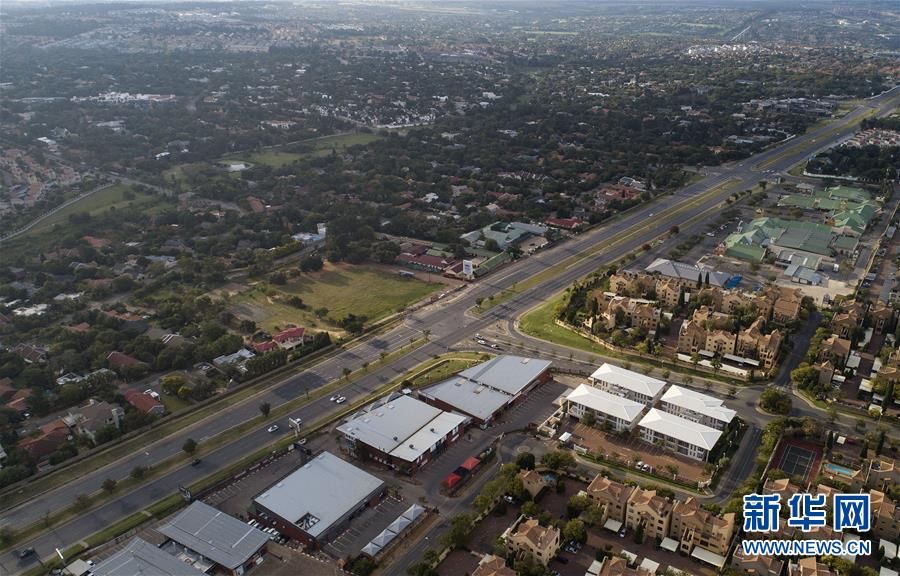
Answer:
[223, 132, 382, 168]
[27, 183, 144, 235]
[230, 262, 440, 332]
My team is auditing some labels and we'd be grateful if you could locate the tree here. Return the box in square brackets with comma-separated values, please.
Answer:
[131, 465, 146, 480]
[102, 478, 118, 493]
[567, 494, 590, 517]
[515, 452, 536, 470]
[259, 402, 271, 418]
[74, 494, 92, 511]
[182, 438, 198, 455]
[634, 522, 645, 544]
[300, 254, 324, 272]
[759, 387, 792, 415]
[563, 519, 587, 544]
[342, 367, 352, 380]
[442, 514, 473, 550]
[541, 451, 576, 471]
[581, 412, 596, 427]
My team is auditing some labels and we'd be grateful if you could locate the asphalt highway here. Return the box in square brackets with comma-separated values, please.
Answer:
[3, 86, 899, 574]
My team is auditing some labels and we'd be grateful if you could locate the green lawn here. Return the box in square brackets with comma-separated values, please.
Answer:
[225, 150, 304, 168]
[223, 133, 382, 168]
[519, 293, 610, 355]
[232, 263, 440, 332]
[27, 183, 130, 235]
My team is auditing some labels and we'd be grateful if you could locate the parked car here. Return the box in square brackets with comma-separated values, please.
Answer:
[267, 424, 280, 433]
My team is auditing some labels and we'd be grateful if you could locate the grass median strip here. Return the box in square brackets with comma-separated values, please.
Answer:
[0, 314, 407, 511]
[1, 336, 429, 554]
[475, 180, 738, 316]
[19, 351, 474, 574]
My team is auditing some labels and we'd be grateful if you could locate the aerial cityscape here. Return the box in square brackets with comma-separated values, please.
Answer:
[0, 1, 898, 575]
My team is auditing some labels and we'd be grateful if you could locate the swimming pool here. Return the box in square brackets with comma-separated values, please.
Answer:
[824, 462, 856, 477]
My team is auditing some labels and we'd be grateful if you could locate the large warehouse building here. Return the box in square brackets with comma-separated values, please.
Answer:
[251, 451, 385, 548]
[336, 393, 467, 474]
[418, 355, 553, 425]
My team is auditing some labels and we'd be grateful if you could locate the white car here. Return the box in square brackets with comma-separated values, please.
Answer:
[329, 395, 338, 402]
[144, 389, 160, 400]
[335, 396, 347, 404]
[267, 424, 280, 433]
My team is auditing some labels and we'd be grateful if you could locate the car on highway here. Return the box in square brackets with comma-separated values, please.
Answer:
[18, 547, 35, 560]
[335, 396, 347, 404]
[329, 395, 338, 402]
[191, 458, 202, 466]
[266, 424, 280, 433]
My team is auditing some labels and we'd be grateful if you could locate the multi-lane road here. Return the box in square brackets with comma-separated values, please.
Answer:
[3, 86, 899, 574]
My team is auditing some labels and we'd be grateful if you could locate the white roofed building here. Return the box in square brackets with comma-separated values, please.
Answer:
[251, 451, 385, 548]
[336, 394, 467, 473]
[638, 408, 723, 462]
[419, 355, 552, 425]
[588, 363, 666, 405]
[566, 384, 646, 432]
[659, 385, 736, 430]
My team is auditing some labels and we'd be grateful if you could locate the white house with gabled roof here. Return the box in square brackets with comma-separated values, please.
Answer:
[659, 385, 736, 430]
[588, 363, 666, 405]
[566, 384, 646, 432]
[638, 408, 723, 462]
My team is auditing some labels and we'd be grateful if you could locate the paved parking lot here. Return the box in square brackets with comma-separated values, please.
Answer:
[203, 448, 308, 519]
[326, 494, 408, 559]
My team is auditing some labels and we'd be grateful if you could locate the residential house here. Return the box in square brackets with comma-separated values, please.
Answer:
[19, 419, 70, 461]
[655, 278, 682, 309]
[677, 317, 707, 354]
[625, 488, 672, 541]
[705, 329, 736, 356]
[831, 300, 866, 338]
[566, 384, 646, 432]
[736, 319, 782, 370]
[124, 390, 166, 416]
[790, 557, 838, 576]
[638, 409, 723, 462]
[517, 469, 545, 500]
[763, 478, 803, 504]
[597, 557, 654, 576]
[819, 335, 851, 367]
[585, 475, 634, 525]
[871, 302, 896, 335]
[472, 554, 516, 576]
[602, 297, 660, 332]
[272, 327, 305, 350]
[11, 343, 47, 364]
[658, 385, 736, 430]
[588, 363, 666, 405]
[669, 497, 736, 556]
[505, 517, 560, 566]
[872, 491, 899, 542]
[107, 351, 144, 373]
[731, 548, 784, 576]
[67, 400, 124, 442]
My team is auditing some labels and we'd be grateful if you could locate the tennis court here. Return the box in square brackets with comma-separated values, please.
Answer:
[774, 441, 822, 484]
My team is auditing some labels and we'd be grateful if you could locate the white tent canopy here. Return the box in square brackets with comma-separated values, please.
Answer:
[691, 547, 726, 568]
[602, 519, 623, 533]
[660, 537, 679, 552]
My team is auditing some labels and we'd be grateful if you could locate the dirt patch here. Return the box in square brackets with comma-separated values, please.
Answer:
[566, 422, 709, 484]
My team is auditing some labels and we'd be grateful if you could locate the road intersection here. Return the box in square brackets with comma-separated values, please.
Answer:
[3, 87, 899, 574]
